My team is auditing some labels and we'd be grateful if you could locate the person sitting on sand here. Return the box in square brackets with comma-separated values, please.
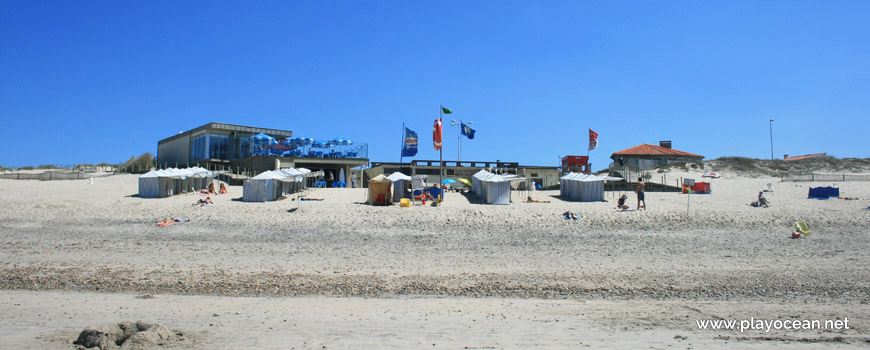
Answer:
[208, 183, 216, 194]
[526, 196, 550, 203]
[758, 191, 770, 207]
[218, 183, 227, 194]
[617, 194, 630, 210]
[563, 211, 578, 220]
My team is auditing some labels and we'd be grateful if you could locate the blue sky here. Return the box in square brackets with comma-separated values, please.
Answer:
[1, 1, 868, 168]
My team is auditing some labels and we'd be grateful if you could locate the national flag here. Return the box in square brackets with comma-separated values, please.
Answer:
[433, 118, 442, 151]
[588, 129, 599, 151]
[441, 106, 452, 114]
[402, 127, 418, 157]
[461, 123, 476, 139]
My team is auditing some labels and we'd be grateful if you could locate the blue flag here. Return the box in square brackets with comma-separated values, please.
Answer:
[402, 127, 418, 157]
[461, 123, 476, 139]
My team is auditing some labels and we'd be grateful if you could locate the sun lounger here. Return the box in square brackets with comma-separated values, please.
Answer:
[794, 221, 811, 237]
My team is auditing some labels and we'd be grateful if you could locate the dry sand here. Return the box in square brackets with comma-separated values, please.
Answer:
[1, 172, 869, 348]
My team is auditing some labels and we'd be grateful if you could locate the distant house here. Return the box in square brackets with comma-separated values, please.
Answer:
[784, 153, 826, 161]
[610, 141, 704, 171]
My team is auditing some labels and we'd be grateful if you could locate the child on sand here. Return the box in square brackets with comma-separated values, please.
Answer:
[617, 194, 629, 210]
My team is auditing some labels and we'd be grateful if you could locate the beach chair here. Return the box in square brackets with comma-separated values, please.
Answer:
[794, 222, 811, 237]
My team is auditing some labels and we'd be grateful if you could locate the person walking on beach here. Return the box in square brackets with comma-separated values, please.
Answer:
[635, 177, 646, 210]
[351, 173, 357, 188]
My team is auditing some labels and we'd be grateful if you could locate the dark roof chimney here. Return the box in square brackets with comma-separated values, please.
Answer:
[659, 141, 672, 149]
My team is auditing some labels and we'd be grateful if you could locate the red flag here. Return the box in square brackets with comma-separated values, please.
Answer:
[433, 118, 443, 151]
[588, 129, 599, 151]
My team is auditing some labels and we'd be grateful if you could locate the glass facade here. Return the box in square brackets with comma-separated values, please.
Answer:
[209, 134, 229, 160]
[191, 134, 207, 161]
[191, 133, 231, 161]
[237, 134, 253, 159]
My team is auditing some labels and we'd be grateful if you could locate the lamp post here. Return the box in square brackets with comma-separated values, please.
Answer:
[769, 119, 775, 160]
[557, 155, 562, 173]
[450, 119, 473, 163]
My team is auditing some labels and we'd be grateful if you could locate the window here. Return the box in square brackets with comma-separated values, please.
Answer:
[209, 134, 229, 160]
[191, 135, 207, 161]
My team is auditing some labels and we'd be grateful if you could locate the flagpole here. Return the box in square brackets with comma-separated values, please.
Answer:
[439, 105, 443, 202]
[400, 122, 405, 165]
[458, 120, 461, 163]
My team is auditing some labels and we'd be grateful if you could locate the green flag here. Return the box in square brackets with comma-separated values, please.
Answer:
[441, 106, 452, 114]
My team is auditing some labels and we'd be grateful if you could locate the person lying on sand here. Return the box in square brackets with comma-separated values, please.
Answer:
[298, 197, 324, 201]
[526, 196, 550, 203]
[219, 183, 227, 194]
[154, 218, 175, 227]
[193, 197, 214, 207]
[563, 211, 578, 220]
[617, 194, 629, 210]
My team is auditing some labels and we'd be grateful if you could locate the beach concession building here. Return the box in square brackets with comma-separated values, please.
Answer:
[156, 122, 369, 183]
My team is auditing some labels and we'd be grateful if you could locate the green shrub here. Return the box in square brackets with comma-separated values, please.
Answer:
[120, 153, 155, 174]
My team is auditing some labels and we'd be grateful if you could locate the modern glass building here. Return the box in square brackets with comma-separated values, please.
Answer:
[157, 122, 294, 168]
[157, 122, 370, 184]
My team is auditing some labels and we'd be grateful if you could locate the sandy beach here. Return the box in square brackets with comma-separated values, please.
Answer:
[1, 172, 869, 348]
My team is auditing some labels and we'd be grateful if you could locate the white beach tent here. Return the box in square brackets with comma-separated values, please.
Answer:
[471, 170, 490, 199]
[560, 173, 623, 202]
[470, 170, 516, 205]
[484, 175, 512, 205]
[387, 172, 412, 202]
[278, 168, 305, 194]
[138, 170, 161, 198]
[243, 171, 283, 202]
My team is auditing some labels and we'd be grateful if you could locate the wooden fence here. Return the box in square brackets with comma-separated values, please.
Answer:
[0, 172, 115, 181]
[781, 173, 870, 182]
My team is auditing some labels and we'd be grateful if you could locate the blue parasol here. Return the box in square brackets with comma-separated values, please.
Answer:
[441, 179, 457, 184]
[331, 137, 353, 146]
[251, 133, 276, 144]
[312, 140, 331, 148]
[294, 136, 315, 146]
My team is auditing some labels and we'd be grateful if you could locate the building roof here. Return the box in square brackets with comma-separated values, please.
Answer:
[158, 122, 293, 145]
[611, 143, 703, 159]
[784, 153, 826, 161]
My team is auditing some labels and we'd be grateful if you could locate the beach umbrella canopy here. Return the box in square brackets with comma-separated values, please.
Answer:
[339, 168, 345, 183]
[291, 136, 315, 146]
[251, 133, 276, 144]
[312, 140, 331, 148]
[441, 179, 457, 184]
[458, 178, 472, 187]
[331, 137, 353, 146]
[702, 172, 722, 178]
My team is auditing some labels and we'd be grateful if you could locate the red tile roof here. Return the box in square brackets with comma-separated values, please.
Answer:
[612, 143, 703, 158]
[784, 153, 826, 161]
